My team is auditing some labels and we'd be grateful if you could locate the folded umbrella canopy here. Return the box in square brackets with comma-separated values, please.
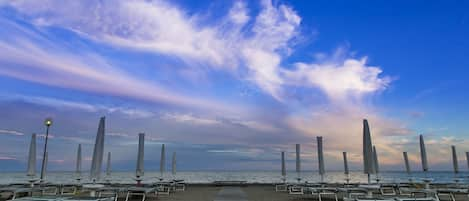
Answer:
[317, 136, 325, 183]
[452, 145, 458, 174]
[76, 144, 82, 181]
[160, 144, 166, 180]
[90, 117, 105, 182]
[419, 135, 428, 172]
[363, 119, 374, 183]
[281, 151, 286, 182]
[172, 152, 176, 177]
[27, 134, 37, 178]
[296, 144, 301, 182]
[343, 152, 350, 183]
[136, 133, 145, 180]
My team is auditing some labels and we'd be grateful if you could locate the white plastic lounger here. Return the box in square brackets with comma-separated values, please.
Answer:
[125, 187, 156, 201]
[289, 185, 304, 195]
[275, 183, 287, 192]
[97, 187, 126, 201]
[0, 187, 46, 200]
[394, 197, 438, 201]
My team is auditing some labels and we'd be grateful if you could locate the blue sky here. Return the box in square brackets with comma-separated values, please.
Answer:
[0, 0, 468, 172]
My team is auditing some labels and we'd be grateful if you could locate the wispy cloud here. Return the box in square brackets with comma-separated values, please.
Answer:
[0, 129, 24, 136]
[1, 0, 390, 103]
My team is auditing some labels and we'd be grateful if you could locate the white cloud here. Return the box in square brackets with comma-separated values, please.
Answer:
[285, 58, 391, 101]
[0, 129, 25, 136]
[0, 95, 154, 119]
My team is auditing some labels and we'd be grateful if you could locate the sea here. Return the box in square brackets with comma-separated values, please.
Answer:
[0, 171, 466, 185]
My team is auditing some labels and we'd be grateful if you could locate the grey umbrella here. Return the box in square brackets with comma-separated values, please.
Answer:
[172, 152, 176, 177]
[27, 134, 37, 178]
[452, 145, 458, 174]
[76, 144, 82, 182]
[343, 152, 350, 183]
[136, 133, 145, 179]
[105, 152, 111, 178]
[419, 135, 428, 172]
[466, 152, 469, 170]
[363, 119, 374, 183]
[296, 144, 301, 182]
[281, 151, 286, 182]
[160, 144, 166, 180]
[403, 152, 411, 175]
[317, 136, 325, 183]
[90, 117, 105, 182]
[372, 146, 380, 182]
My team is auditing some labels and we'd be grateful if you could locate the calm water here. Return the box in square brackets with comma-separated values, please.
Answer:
[0, 171, 467, 184]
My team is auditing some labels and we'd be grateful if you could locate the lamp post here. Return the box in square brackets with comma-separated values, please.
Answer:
[40, 118, 52, 182]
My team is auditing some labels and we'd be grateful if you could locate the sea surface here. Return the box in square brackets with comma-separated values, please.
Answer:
[0, 171, 467, 184]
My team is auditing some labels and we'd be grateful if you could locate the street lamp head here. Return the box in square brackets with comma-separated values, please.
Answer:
[44, 118, 53, 127]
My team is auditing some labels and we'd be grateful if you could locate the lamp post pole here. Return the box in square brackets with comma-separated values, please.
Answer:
[40, 118, 52, 182]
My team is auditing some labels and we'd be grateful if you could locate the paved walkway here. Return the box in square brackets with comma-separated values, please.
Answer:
[214, 187, 248, 201]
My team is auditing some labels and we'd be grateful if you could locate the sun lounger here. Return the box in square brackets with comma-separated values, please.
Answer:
[275, 183, 288, 192]
[288, 185, 304, 195]
[125, 187, 156, 201]
[97, 187, 126, 201]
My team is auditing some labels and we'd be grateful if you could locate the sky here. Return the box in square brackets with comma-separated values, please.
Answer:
[0, 0, 468, 172]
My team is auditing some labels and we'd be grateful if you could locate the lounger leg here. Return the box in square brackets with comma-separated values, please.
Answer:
[319, 194, 322, 201]
[125, 192, 130, 201]
[142, 193, 146, 201]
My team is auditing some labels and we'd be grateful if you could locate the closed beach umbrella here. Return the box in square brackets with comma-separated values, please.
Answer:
[343, 152, 349, 175]
[160, 144, 165, 179]
[296, 144, 301, 181]
[106, 152, 111, 177]
[281, 151, 286, 180]
[343, 152, 350, 183]
[317, 136, 325, 182]
[372, 146, 379, 174]
[172, 152, 176, 176]
[76, 144, 82, 179]
[363, 119, 374, 183]
[403, 152, 411, 174]
[452, 145, 458, 174]
[466, 152, 469, 170]
[90, 117, 105, 181]
[419, 135, 428, 172]
[27, 134, 37, 177]
[136, 133, 145, 178]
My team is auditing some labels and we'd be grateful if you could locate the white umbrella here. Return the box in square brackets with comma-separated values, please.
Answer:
[295, 144, 301, 182]
[363, 119, 374, 183]
[76, 144, 82, 182]
[136, 133, 145, 183]
[160, 144, 165, 180]
[317, 136, 325, 183]
[90, 117, 105, 182]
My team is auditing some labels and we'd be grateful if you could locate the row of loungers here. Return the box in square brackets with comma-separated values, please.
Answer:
[0, 180, 186, 201]
[275, 182, 469, 201]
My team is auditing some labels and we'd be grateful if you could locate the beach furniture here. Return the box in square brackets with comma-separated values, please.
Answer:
[288, 185, 304, 195]
[96, 187, 126, 201]
[124, 187, 156, 201]
[314, 187, 339, 201]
